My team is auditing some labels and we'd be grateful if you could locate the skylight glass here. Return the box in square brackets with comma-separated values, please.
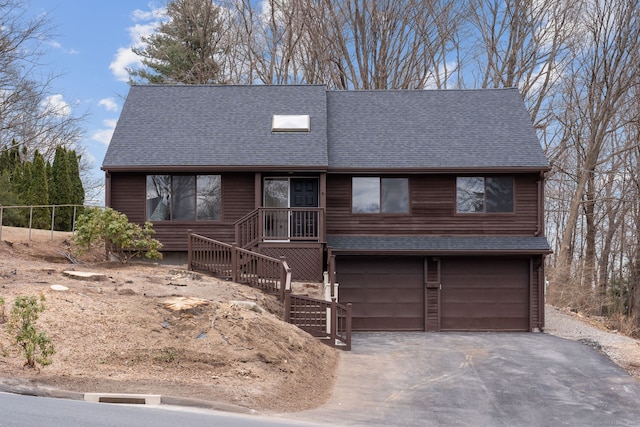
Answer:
[272, 115, 310, 132]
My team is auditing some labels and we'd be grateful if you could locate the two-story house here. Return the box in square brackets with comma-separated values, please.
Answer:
[102, 85, 550, 333]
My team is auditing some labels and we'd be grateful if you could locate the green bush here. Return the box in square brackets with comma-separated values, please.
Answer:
[8, 295, 55, 369]
[73, 207, 163, 264]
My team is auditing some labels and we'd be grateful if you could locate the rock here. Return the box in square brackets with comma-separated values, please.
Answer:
[62, 271, 107, 281]
[50, 284, 69, 291]
[230, 300, 263, 313]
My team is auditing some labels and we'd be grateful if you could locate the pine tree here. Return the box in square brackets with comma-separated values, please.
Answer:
[128, 0, 228, 84]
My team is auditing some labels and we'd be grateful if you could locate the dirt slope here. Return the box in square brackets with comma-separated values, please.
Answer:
[0, 227, 338, 413]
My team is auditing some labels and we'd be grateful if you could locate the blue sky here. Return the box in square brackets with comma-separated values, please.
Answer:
[28, 1, 165, 204]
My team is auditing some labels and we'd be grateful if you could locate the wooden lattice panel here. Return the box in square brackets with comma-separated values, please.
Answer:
[259, 244, 323, 281]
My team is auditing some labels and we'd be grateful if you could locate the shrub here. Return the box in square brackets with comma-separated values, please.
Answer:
[73, 207, 163, 264]
[8, 295, 55, 369]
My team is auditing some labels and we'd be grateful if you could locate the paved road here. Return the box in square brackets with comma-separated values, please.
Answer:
[279, 333, 640, 427]
[4, 333, 640, 426]
[0, 392, 326, 427]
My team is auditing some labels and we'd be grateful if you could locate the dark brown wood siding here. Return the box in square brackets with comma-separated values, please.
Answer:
[326, 174, 539, 236]
[108, 172, 255, 251]
[440, 257, 530, 331]
[337, 256, 424, 331]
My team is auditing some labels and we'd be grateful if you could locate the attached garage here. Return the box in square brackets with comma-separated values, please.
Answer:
[329, 235, 550, 333]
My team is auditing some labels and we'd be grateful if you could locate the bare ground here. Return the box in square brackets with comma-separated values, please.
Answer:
[2, 227, 640, 413]
[0, 227, 338, 413]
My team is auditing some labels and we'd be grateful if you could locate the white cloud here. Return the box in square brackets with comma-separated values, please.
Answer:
[132, 4, 166, 22]
[91, 119, 118, 145]
[109, 5, 166, 82]
[109, 47, 142, 82]
[98, 97, 119, 112]
[41, 94, 71, 117]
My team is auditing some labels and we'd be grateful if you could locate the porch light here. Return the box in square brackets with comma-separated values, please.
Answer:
[272, 115, 310, 132]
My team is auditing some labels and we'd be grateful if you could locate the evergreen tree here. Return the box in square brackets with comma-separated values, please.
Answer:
[0, 172, 22, 226]
[67, 149, 84, 205]
[50, 146, 73, 230]
[24, 150, 50, 229]
[128, 0, 228, 84]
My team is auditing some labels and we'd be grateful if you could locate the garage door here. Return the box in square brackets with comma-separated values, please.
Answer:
[337, 256, 424, 331]
[440, 257, 529, 331]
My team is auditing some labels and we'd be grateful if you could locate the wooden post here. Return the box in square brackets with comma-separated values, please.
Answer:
[330, 297, 337, 347]
[50, 205, 56, 240]
[231, 243, 238, 282]
[187, 230, 193, 270]
[28, 206, 33, 240]
[283, 290, 291, 322]
[279, 256, 287, 301]
[0, 207, 3, 241]
[346, 303, 352, 351]
[329, 254, 336, 298]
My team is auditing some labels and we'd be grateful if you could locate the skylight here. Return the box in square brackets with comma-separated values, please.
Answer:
[272, 115, 310, 132]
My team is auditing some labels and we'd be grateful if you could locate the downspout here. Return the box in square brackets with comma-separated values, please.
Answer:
[535, 171, 544, 236]
[538, 255, 546, 331]
[104, 170, 112, 207]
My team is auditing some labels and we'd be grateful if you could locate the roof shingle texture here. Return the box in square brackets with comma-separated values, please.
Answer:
[103, 86, 548, 171]
[102, 85, 328, 168]
[326, 235, 551, 253]
[327, 88, 548, 169]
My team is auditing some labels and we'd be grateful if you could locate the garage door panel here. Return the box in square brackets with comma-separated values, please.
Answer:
[441, 257, 530, 332]
[338, 258, 423, 274]
[442, 289, 528, 304]
[441, 302, 529, 318]
[338, 273, 423, 289]
[337, 256, 424, 331]
[341, 288, 423, 304]
[353, 302, 424, 317]
[353, 317, 424, 331]
[441, 317, 529, 331]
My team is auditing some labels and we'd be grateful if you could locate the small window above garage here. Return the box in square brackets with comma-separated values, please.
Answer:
[272, 115, 310, 132]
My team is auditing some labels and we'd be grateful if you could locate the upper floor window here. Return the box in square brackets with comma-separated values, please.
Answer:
[146, 175, 221, 221]
[352, 177, 409, 213]
[456, 176, 514, 213]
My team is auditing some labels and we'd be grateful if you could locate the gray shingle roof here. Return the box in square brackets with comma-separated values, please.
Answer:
[326, 235, 551, 254]
[327, 88, 548, 170]
[103, 86, 548, 171]
[102, 85, 329, 169]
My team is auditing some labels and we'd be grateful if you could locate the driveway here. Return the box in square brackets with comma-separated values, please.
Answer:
[280, 333, 640, 427]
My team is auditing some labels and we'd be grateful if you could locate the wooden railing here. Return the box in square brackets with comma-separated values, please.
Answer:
[235, 208, 324, 249]
[188, 233, 291, 300]
[284, 292, 352, 350]
[188, 232, 352, 351]
[235, 209, 260, 249]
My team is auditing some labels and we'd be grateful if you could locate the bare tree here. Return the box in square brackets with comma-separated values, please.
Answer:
[556, 0, 640, 275]
[0, 0, 83, 160]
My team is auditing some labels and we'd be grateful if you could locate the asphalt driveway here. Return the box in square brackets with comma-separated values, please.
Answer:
[281, 333, 640, 427]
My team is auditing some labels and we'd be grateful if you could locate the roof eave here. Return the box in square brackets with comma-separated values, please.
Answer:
[326, 166, 551, 174]
[101, 165, 330, 173]
[327, 248, 553, 256]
